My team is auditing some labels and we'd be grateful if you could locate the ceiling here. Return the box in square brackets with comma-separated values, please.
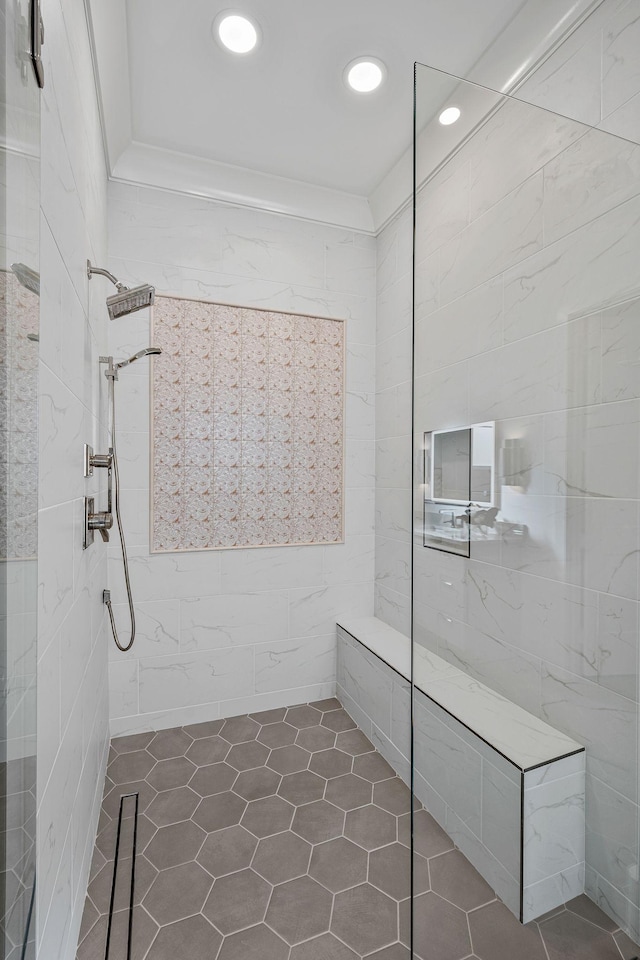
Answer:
[87, 0, 601, 230]
[124, 0, 527, 196]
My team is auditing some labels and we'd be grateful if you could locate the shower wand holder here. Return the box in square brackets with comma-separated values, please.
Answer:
[83, 443, 112, 478]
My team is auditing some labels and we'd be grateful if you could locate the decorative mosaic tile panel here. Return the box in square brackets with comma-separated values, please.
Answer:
[0, 271, 39, 561]
[151, 296, 345, 552]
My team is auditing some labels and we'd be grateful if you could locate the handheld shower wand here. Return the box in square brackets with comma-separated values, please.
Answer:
[99, 346, 162, 652]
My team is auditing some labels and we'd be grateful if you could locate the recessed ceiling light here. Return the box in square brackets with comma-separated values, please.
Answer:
[215, 12, 260, 54]
[345, 58, 386, 93]
[439, 106, 461, 126]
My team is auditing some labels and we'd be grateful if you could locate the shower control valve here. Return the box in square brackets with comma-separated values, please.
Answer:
[83, 496, 113, 549]
[89, 510, 113, 542]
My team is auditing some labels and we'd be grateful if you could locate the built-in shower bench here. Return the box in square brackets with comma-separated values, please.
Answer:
[336, 616, 585, 924]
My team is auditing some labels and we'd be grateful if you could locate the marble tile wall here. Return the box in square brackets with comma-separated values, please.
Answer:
[106, 182, 376, 735]
[37, 0, 110, 955]
[374, 205, 413, 636]
[384, 0, 640, 942]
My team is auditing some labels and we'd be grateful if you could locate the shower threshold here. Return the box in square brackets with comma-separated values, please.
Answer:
[76, 700, 637, 960]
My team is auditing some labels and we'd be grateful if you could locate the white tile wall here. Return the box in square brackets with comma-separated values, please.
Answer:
[37, 0, 110, 956]
[106, 183, 376, 734]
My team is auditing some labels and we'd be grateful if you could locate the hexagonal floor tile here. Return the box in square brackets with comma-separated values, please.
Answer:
[310, 698, 342, 712]
[142, 861, 212, 925]
[325, 773, 372, 811]
[469, 901, 548, 960]
[253, 830, 312, 884]
[321, 709, 356, 733]
[267, 745, 311, 775]
[344, 805, 396, 851]
[108, 750, 155, 785]
[102, 779, 158, 819]
[203, 868, 271, 935]
[398, 809, 454, 859]
[336, 729, 375, 756]
[111, 732, 154, 755]
[233, 767, 281, 801]
[186, 736, 230, 766]
[146, 757, 196, 792]
[221, 716, 260, 743]
[278, 771, 326, 806]
[352, 753, 395, 783]
[217, 924, 289, 960]
[197, 824, 257, 877]
[257, 722, 297, 748]
[290, 934, 358, 960]
[309, 748, 352, 779]
[309, 837, 367, 893]
[332, 883, 398, 955]
[367, 945, 411, 960]
[182, 719, 224, 739]
[285, 705, 322, 728]
[295, 725, 336, 752]
[145, 786, 198, 827]
[147, 728, 193, 761]
[430, 849, 494, 911]
[88, 854, 157, 915]
[192, 791, 247, 832]
[412, 892, 473, 960]
[135, 813, 158, 856]
[146, 914, 221, 960]
[368, 843, 429, 901]
[145, 819, 206, 870]
[189, 762, 237, 797]
[373, 778, 411, 816]
[266, 875, 332, 945]
[79, 905, 159, 960]
[226, 740, 269, 771]
[249, 707, 287, 724]
[292, 800, 344, 843]
[241, 795, 295, 838]
[540, 909, 624, 960]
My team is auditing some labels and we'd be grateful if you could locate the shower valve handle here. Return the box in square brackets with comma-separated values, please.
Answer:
[88, 510, 113, 542]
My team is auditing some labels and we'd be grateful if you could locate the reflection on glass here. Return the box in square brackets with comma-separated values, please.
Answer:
[423, 422, 496, 556]
[1, 0, 40, 955]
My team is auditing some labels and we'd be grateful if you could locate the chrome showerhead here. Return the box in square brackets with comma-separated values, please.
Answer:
[115, 346, 162, 370]
[106, 284, 155, 320]
[10, 262, 40, 296]
[87, 261, 155, 319]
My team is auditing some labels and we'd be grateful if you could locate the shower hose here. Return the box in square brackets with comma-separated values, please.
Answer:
[104, 375, 136, 652]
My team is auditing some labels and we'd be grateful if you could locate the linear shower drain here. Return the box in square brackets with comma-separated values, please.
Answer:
[104, 792, 139, 960]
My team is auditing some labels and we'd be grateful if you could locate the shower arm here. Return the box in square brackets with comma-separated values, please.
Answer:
[87, 260, 128, 292]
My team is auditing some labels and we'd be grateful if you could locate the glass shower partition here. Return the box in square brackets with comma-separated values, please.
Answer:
[412, 62, 640, 955]
[1, 0, 41, 956]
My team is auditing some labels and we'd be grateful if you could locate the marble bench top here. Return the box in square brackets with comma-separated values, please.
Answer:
[337, 616, 584, 772]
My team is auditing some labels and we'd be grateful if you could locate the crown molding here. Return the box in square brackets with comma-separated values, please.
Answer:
[111, 141, 375, 234]
[88, 0, 607, 236]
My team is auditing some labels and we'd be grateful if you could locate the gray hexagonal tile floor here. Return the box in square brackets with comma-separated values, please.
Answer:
[76, 700, 638, 960]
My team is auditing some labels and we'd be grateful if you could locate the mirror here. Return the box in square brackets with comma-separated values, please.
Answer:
[423, 421, 496, 555]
